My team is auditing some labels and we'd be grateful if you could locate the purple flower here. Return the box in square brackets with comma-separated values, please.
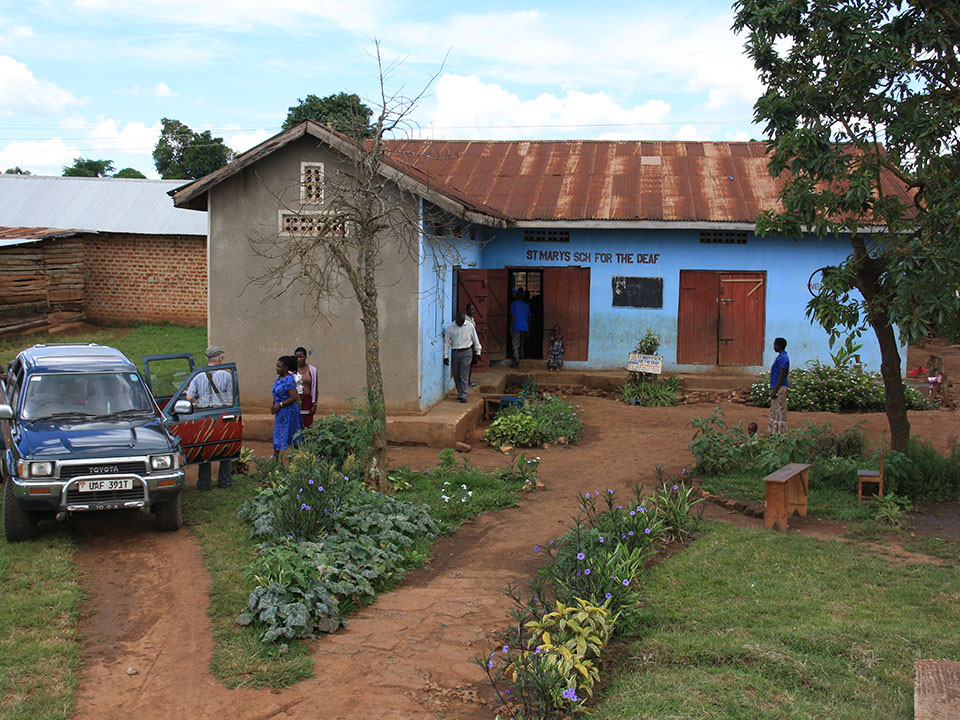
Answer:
[562, 687, 579, 702]
[622, 579, 630, 586]
[673, 484, 679, 490]
[534, 545, 541, 552]
[630, 510, 636, 516]
[645, 528, 651, 534]
[534, 646, 542, 654]
[607, 489, 613, 494]
[605, 592, 612, 599]
[487, 659, 493, 668]
[576, 552, 585, 560]
[628, 531, 634, 536]
[318, 486, 324, 492]
[584, 568, 591, 575]
[308, 479, 315, 485]
[585, 492, 590, 498]
[502, 645, 509, 653]
[598, 536, 604, 543]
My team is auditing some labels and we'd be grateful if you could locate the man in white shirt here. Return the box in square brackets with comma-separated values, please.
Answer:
[443, 312, 481, 403]
[186, 346, 234, 489]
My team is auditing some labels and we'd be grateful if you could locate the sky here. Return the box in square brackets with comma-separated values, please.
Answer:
[0, 1, 767, 178]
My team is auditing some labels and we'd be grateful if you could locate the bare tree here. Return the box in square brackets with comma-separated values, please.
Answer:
[250, 44, 473, 493]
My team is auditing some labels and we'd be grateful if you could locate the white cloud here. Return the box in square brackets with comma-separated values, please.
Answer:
[0, 138, 77, 176]
[226, 128, 273, 154]
[675, 124, 709, 141]
[60, 116, 161, 155]
[0, 56, 79, 117]
[72, 0, 380, 33]
[425, 74, 674, 141]
[118, 81, 177, 97]
[0, 22, 34, 45]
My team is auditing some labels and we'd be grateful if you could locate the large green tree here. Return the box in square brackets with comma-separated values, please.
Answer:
[113, 167, 146, 179]
[734, 0, 960, 450]
[282, 92, 375, 139]
[153, 118, 234, 180]
[63, 157, 114, 177]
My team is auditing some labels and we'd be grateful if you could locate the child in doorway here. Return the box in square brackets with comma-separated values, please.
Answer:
[546, 325, 564, 372]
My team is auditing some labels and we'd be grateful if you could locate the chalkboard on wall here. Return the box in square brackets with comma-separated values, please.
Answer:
[612, 276, 663, 308]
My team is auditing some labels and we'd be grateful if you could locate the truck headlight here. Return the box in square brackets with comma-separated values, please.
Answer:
[150, 454, 174, 471]
[17, 460, 54, 478]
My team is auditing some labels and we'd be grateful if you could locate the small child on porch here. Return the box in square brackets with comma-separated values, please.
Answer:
[547, 325, 564, 372]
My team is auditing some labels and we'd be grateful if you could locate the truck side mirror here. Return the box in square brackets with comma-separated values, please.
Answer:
[172, 400, 193, 415]
[0, 403, 12, 420]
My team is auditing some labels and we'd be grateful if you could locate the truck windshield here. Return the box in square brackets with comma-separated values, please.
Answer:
[21, 372, 154, 420]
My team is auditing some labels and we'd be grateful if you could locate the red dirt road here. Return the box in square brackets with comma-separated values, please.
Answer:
[72, 398, 957, 719]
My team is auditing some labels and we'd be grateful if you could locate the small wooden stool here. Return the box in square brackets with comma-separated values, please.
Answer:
[763, 463, 811, 531]
[856, 451, 884, 503]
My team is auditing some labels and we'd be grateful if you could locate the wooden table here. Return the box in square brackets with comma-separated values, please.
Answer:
[762, 462, 811, 531]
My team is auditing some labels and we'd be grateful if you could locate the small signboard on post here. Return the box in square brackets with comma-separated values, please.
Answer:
[627, 353, 663, 375]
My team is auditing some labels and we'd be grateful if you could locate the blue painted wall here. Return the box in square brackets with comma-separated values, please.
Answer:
[473, 226, 903, 373]
[417, 230, 482, 410]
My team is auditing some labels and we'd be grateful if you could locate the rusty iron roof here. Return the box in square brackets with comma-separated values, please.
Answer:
[170, 122, 915, 227]
[385, 139, 913, 224]
[383, 140, 784, 223]
[0, 226, 82, 248]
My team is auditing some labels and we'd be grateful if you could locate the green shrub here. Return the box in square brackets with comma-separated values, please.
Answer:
[884, 439, 960, 501]
[296, 401, 378, 469]
[483, 394, 583, 448]
[619, 376, 681, 406]
[749, 364, 930, 412]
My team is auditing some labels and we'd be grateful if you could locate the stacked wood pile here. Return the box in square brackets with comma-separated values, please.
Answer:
[0, 227, 86, 336]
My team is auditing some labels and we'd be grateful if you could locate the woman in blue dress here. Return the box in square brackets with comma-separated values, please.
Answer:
[271, 355, 301, 462]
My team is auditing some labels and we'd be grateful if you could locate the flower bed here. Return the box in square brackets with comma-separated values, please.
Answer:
[484, 393, 584, 448]
[476, 470, 704, 718]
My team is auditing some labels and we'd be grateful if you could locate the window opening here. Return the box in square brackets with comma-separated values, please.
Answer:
[523, 229, 570, 243]
[700, 230, 748, 244]
[301, 162, 324, 204]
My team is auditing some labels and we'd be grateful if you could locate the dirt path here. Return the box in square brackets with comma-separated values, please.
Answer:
[71, 398, 957, 719]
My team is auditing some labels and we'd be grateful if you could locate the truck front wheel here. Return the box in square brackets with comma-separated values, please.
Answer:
[154, 493, 182, 532]
[3, 478, 37, 542]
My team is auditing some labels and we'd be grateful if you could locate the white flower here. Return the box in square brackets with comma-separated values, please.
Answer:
[461, 484, 467, 490]
[442, 495, 450, 502]
[468, 491, 473, 496]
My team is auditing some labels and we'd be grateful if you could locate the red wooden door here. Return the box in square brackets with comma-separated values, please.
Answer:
[542, 267, 590, 361]
[457, 269, 509, 367]
[718, 273, 765, 365]
[677, 271, 720, 364]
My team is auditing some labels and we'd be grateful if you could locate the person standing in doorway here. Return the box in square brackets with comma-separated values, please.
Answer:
[509, 289, 531, 368]
[294, 346, 317, 429]
[768, 337, 790, 435]
[464, 303, 479, 386]
[186, 346, 234, 490]
[444, 312, 481, 403]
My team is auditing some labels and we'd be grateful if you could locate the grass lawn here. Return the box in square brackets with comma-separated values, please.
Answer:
[698, 472, 876, 523]
[0, 323, 207, 373]
[181, 478, 314, 688]
[594, 520, 960, 720]
[0, 519, 84, 720]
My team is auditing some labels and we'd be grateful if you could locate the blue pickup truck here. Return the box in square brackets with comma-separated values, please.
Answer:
[0, 343, 242, 541]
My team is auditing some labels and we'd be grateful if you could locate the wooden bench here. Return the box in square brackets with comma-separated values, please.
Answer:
[763, 463, 811, 531]
[856, 450, 884, 503]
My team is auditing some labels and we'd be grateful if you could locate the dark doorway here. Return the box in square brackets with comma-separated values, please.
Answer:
[509, 270, 544, 360]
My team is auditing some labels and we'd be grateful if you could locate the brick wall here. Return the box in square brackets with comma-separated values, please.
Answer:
[83, 233, 207, 326]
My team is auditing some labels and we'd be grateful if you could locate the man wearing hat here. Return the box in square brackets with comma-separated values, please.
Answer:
[186, 346, 234, 489]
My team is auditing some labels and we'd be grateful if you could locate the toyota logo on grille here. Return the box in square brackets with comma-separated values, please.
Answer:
[90, 466, 120, 474]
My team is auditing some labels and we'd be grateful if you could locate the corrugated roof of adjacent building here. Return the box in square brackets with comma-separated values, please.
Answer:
[0, 225, 82, 248]
[0, 175, 207, 236]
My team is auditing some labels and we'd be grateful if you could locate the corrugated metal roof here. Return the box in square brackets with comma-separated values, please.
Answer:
[384, 140, 791, 223]
[0, 175, 207, 235]
[0, 225, 82, 247]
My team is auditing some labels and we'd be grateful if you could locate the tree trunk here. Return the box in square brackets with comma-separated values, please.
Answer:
[359, 295, 392, 493]
[851, 235, 910, 450]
